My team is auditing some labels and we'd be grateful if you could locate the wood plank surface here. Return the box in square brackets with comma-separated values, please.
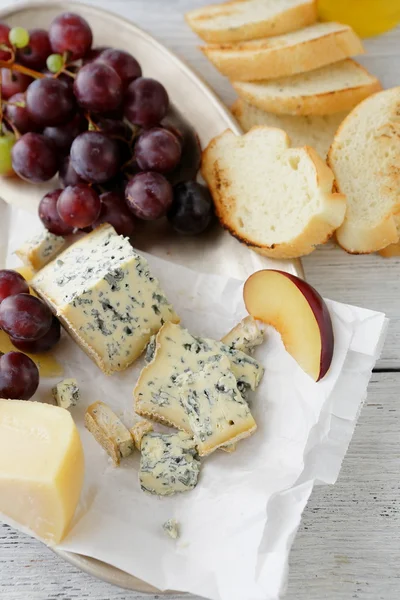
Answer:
[0, 373, 399, 600]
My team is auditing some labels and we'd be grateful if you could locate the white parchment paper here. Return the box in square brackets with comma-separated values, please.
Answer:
[0, 203, 387, 600]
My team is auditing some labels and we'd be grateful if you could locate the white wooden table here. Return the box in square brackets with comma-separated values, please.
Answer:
[1, 1, 400, 599]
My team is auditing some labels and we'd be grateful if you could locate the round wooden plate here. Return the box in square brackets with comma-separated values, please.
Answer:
[0, 1, 303, 592]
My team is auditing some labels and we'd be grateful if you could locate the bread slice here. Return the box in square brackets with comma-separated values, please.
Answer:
[233, 59, 381, 115]
[201, 127, 346, 258]
[185, 0, 317, 43]
[203, 21, 363, 81]
[232, 99, 347, 158]
[327, 87, 400, 254]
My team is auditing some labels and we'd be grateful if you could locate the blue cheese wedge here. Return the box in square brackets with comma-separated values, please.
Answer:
[52, 378, 80, 409]
[134, 322, 263, 433]
[163, 519, 180, 539]
[32, 224, 179, 375]
[221, 316, 264, 354]
[176, 355, 256, 455]
[85, 401, 134, 465]
[16, 229, 67, 272]
[139, 431, 200, 496]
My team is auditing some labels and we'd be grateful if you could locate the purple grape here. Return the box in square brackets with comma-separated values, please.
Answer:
[125, 172, 173, 220]
[17, 29, 52, 70]
[57, 184, 101, 228]
[70, 131, 121, 183]
[11, 316, 61, 353]
[168, 181, 213, 235]
[39, 189, 74, 235]
[1, 69, 32, 100]
[0, 352, 39, 400]
[58, 156, 85, 188]
[49, 13, 92, 60]
[43, 113, 86, 156]
[124, 77, 168, 129]
[0, 270, 29, 304]
[26, 78, 76, 127]
[4, 92, 41, 134]
[73, 62, 123, 113]
[96, 48, 141, 88]
[11, 133, 59, 182]
[0, 22, 11, 61]
[135, 127, 181, 173]
[0, 293, 52, 341]
[93, 191, 136, 236]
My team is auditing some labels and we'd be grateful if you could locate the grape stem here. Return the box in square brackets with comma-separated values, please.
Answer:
[0, 57, 45, 79]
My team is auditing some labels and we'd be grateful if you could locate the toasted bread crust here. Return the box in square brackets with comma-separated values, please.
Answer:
[202, 25, 364, 81]
[185, 0, 317, 43]
[201, 128, 346, 258]
[328, 87, 400, 254]
[233, 74, 382, 115]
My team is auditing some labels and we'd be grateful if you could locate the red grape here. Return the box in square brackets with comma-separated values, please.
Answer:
[17, 29, 52, 70]
[57, 184, 101, 228]
[43, 113, 86, 156]
[73, 62, 123, 113]
[0, 351, 39, 400]
[0, 270, 29, 304]
[96, 48, 141, 88]
[11, 133, 59, 182]
[11, 316, 60, 353]
[124, 77, 168, 129]
[26, 78, 76, 127]
[58, 156, 85, 188]
[70, 131, 121, 183]
[83, 45, 110, 64]
[125, 172, 173, 220]
[4, 93, 40, 134]
[39, 189, 74, 235]
[93, 191, 136, 236]
[0, 22, 11, 61]
[49, 13, 92, 60]
[95, 118, 131, 141]
[0, 293, 52, 341]
[135, 127, 181, 173]
[168, 181, 213, 235]
[1, 69, 32, 100]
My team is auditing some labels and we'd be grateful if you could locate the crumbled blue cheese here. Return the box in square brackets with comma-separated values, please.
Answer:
[32, 224, 179, 374]
[176, 355, 256, 455]
[16, 229, 67, 272]
[221, 316, 264, 354]
[85, 401, 134, 465]
[163, 519, 180, 539]
[139, 431, 200, 496]
[134, 322, 263, 437]
[52, 378, 80, 409]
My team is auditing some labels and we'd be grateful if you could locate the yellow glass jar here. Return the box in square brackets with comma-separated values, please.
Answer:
[318, 0, 400, 37]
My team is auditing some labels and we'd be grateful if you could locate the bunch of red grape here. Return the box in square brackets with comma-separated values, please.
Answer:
[0, 13, 214, 238]
[0, 269, 61, 400]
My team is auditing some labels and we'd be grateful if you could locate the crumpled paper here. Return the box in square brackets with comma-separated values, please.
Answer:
[0, 203, 387, 600]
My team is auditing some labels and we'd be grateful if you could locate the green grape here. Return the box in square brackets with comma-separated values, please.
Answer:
[0, 133, 16, 176]
[46, 53, 64, 74]
[9, 27, 29, 49]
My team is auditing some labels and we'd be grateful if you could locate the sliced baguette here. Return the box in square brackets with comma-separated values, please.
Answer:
[201, 127, 346, 258]
[203, 22, 363, 81]
[232, 98, 347, 157]
[185, 0, 317, 43]
[233, 59, 381, 115]
[328, 87, 400, 254]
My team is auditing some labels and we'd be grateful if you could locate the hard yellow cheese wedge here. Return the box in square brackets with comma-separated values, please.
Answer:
[0, 400, 84, 544]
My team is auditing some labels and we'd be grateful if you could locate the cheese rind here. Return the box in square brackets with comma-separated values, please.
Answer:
[52, 378, 80, 409]
[130, 420, 153, 450]
[0, 399, 84, 545]
[85, 401, 134, 465]
[16, 230, 67, 272]
[139, 431, 200, 496]
[134, 322, 263, 432]
[32, 224, 179, 375]
[176, 355, 257, 455]
[221, 316, 264, 354]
